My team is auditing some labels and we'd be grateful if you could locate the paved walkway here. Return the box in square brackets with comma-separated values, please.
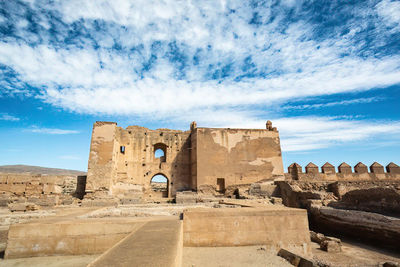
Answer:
[89, 218, 182, 267]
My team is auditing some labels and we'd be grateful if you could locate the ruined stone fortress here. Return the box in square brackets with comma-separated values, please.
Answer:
[0, 120, 399, 266]
[86, 120, 284, 199]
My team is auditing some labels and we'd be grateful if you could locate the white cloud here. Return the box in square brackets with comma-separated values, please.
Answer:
[1, 1, 399, 118]
[377, 0, 400, 27]
[0, 113, 20, 121]
[276, 117, 400, 152]
[1, 42, 399, 117]
[27, 127, 80, 134]
[282, 97, 384, 110]
[1, 1, 399, 153]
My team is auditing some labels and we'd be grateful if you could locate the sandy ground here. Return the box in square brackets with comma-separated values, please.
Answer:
[0, 254, 99, 267]
[182, 245, 292, 267]
[312, 240, 400, 267]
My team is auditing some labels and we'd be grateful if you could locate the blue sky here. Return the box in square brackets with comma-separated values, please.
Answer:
[0, 0, 400, 172]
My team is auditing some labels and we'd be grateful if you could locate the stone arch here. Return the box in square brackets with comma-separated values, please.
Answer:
[150, 173, 169, 198]
[153, 143, 167, 162]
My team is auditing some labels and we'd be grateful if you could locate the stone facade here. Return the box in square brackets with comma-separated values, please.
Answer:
[86, 121, 284, 198]
[0, 173, 83, 206]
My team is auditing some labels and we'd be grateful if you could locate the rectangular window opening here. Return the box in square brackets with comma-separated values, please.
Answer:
[120, 146, 125, 154]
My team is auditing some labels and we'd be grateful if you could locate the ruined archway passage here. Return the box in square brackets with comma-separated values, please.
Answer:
[150, 174, 169, 198]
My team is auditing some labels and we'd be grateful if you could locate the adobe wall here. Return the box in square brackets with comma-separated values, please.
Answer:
[0, 173, 81, 206]
[193, 126, 284, 192]
[5, 218, 146, 259]
[183, 207, 311, 257]
[86, 121, 192, 198]
[87, 121, 284, 197]
[286, 162, 400, 181]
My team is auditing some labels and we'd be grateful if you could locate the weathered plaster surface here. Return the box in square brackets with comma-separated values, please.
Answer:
[86, 122, 284, 197]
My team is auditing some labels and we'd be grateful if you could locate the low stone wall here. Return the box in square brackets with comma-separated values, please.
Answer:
[5, 218, 145, 259]
[183, 207, 312, 257]
[0, 173, 85, 206]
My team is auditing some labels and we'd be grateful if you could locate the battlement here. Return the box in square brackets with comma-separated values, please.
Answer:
[286, 162, 400, 181]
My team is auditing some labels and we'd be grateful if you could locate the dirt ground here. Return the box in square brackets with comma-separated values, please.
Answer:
[0, 254, 99, 267]
[312, 239, 400, 267]
[182, 245, 293, 267]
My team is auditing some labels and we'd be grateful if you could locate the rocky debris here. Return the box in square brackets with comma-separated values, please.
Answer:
[309, 205, 400, 250]
[276, 181, 335, 208]
[379, 261, 400, 267]
[310, 231, 342, 253]
[8, 202, 38, 212]
[271, 197, 283, 205]
[328, 182, 400, 216]
[320, 240, 341, 253]
[249, 181, 280, 198]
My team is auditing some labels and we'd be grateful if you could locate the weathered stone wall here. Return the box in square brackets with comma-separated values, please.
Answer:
[193, 127, 284, 192]
[86, 121, 284, 198]
[86, 121, 193, 198]
[286, 162, 400, 181]
[0, 173, 79, 206]
[86, 121, 118, 194]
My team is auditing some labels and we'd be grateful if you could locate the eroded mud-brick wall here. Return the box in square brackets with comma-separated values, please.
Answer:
[87, 121, 284, 197]
[192, 127, 284, 191]
[86, 121, 192, 197]
[0, 173, 79, 206]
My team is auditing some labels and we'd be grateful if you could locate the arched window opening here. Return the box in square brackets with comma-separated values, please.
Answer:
[153, 143, 167, 162]
[150, 174, 168, 198]
[155, 149, 165, 158]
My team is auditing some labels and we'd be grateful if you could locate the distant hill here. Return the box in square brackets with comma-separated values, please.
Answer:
[0, 165, 86, 176]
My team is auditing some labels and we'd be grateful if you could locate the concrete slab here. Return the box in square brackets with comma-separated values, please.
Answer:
[89, 218, 182, 267]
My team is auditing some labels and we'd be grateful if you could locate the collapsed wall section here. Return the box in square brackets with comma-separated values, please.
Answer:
[0, 173, 81, 206]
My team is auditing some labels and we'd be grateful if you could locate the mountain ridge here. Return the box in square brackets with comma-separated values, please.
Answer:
[0, 164, 86, 175]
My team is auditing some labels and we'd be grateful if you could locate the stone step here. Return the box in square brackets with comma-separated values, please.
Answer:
[88, 218, 182, 267]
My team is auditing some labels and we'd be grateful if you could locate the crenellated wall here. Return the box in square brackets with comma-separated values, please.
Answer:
[286, 162, 400, 181]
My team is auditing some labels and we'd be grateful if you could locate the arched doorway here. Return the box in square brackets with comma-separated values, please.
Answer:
[150, 174, 169, 198]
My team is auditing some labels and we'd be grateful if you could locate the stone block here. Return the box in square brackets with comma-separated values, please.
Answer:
[176, 192, 197, 204]
[8, 203, 27, 212]
[277, 248, 315, 267]
[320, 240, 341, 252]
[120, 198, 142, 205]
[271, 197, 282, 205]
